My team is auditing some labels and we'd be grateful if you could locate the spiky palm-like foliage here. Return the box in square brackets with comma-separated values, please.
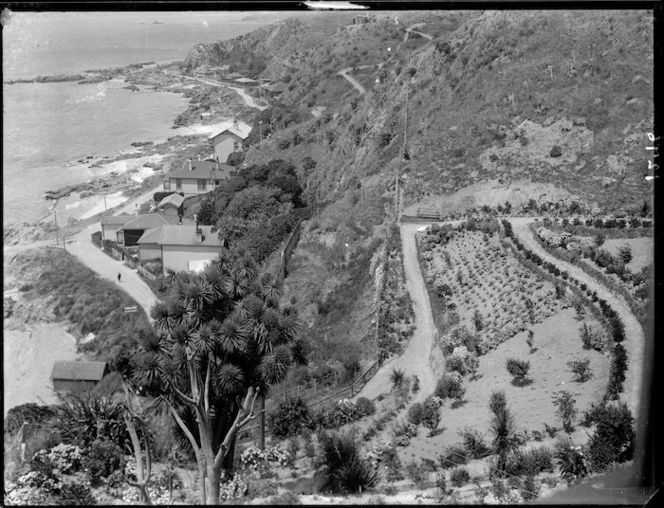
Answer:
[488, 391, 519, 475]
[320, 431, 378, 494]
[131, 254, 302, 504]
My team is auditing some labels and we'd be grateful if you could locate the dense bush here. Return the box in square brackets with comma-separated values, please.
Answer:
[438, 446, 468, 469]
[421, 396, 442, 430]
[568, 358, 593, 382]
[606, 343, 628, 400]
[407, 402, 424, 427]
[435, 372, 465, 400]
[450, 467, 471, 487]
[270, 398, 312, 438]
[355, 397, 376, 417]
[552, 391, 577, 433]
[585, 403, 634, 472]
[82, 439, 126, 486]
[459, 427, 491, 459]
[506, 358, 530, 382]
[4, 403, 57, 435]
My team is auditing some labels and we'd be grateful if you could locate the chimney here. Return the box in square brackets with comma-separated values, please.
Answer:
[215, 157, 220, 171]
[195, 224, 203, 243]
[178, 214, 183, 225]
[233, 117, 239, 130]
[187, 159, 192, 171]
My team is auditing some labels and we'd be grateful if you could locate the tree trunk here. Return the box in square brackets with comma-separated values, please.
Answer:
[207, 464, 223, 505]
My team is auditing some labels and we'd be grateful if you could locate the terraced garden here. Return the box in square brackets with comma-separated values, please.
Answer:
[418, 223, 566, 352]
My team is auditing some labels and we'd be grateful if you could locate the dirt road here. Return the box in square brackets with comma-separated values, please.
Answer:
[354, 223, 436, 402]
[510, 218, 645, 417]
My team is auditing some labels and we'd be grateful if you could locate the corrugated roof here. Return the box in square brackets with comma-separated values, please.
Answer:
[168, 160, 234, 180]
[158, 225, 225, 247]
[157, 193, 185, 208]
[209, 120, 252, 141]
[137, 227, 162, 244]
[51, 361, 107, 381]
[120, 213, 181, 231]
[101, 213, 133, 225]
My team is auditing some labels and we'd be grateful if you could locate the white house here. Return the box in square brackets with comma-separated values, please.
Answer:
[156, 193, 185, 216]
[158, 224, 227, 276]
[163, 159, 234, 196]
[208, 121, 252, 165]
[136, 227, 162, 263]
[100, 213, 133, 241]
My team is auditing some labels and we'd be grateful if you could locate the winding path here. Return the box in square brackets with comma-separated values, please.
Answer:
[510, 218, 645, 417]
[164, 70, 267, 111]
[354, 223, 436, 402]
[338, 67, 367, 95]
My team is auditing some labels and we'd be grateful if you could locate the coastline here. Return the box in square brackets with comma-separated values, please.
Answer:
[3, 63, 262, 413]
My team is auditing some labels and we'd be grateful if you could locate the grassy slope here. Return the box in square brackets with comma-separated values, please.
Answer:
[4, 249, 150, 364]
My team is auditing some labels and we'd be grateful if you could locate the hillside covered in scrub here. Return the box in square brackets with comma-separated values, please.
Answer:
[187, 10, 653, 215]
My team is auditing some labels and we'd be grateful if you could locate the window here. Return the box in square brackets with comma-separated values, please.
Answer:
[233, 141, 240, 152]
[164, 181, 171, 191]
[175, 179, 182, 191]
[198, 179, 207, 191]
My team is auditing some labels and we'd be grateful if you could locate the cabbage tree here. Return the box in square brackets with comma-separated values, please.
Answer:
[131, 254, 302, 504]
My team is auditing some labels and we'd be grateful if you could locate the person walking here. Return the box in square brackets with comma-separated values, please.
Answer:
[117, 272, 122, 283]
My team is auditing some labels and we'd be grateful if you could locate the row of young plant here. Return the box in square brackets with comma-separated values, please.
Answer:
[501, 219, 630, 402]
[530, 222, 651, 326]
[375, 223, 416, 359]
[432, 198, 652, 224]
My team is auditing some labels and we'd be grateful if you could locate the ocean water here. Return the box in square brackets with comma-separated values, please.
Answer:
[3, 11, 280, 226]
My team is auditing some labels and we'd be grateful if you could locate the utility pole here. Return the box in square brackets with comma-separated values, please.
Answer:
[103, 194, 108, 212]
[53, 207, 59, 246]
[397, 58, 409, 221]
[259, 120, 263, 147]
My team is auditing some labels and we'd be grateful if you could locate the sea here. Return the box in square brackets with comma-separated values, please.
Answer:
[3, 11, 280, 226]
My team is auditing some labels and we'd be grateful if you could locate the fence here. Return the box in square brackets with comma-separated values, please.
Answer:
[238, 356, 384, 443]
[416, 207, 442, 220]
[137, 265, 157, 281]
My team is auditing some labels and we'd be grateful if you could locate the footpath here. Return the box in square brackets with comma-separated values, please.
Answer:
[354, 223, 436, 403]
[510, 218, 645, 417]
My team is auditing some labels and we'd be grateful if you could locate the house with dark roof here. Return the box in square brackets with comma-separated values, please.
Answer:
[208, 121, 252, 165]
[51, 361, 109, 393]
[158, 224, 227, 276]
[101, 213, 133, 241]
[163, 159, 234, 196]
[116, 212, 190, 247]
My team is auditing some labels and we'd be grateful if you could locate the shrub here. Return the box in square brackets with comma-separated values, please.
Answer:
[506, 358, 530, 383]
[554, 437, 588, 484]
[355, 397, 376, 417]
[438, 446, 467, 469]
[606, 343, 628, 400]
[550, 145, 563, 157]
[411, 375, 420, 394]
[407, 402, 425, 427]
[435, 372, 465, 400]
[552, 391, 577, 433]
[459, 427, 490, 459]
[585, 403, 634, 472]
[319, 431, 378, 494]
[450, 467, 471, 487]
[82, 439, 126, 486]
[567, 358, 593, 382]
[404, 461, 428, 488]
[270, 398, 312, 438]
[421, 396, 442, 430]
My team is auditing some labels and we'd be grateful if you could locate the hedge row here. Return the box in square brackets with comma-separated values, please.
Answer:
[501, 220, 629, 401]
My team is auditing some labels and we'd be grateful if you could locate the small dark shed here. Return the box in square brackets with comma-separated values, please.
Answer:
[51, 361, 109, 393]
